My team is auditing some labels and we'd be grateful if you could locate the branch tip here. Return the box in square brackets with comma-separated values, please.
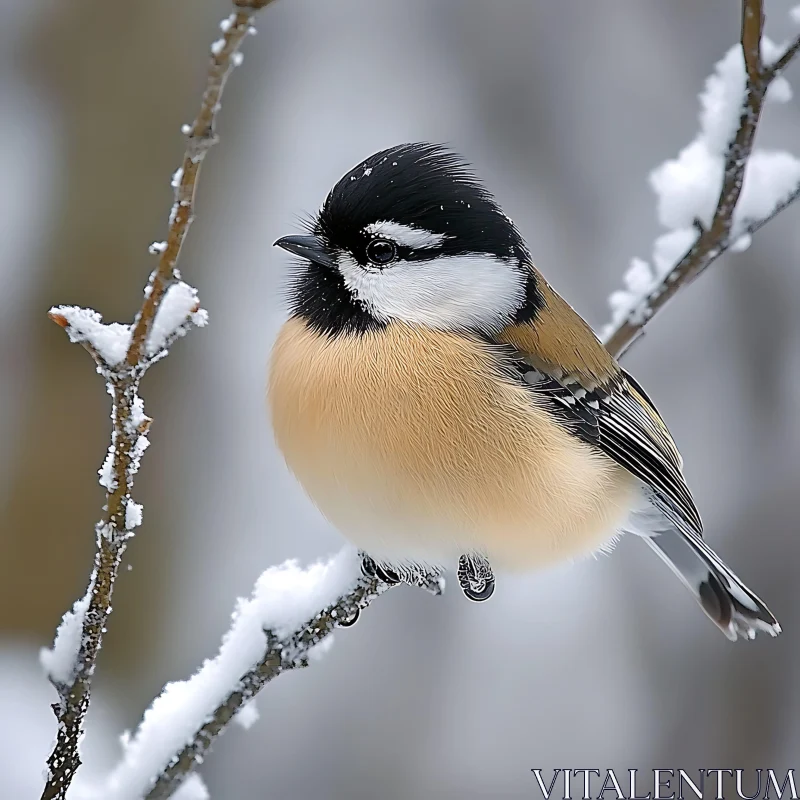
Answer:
[48, 311, 69, 329]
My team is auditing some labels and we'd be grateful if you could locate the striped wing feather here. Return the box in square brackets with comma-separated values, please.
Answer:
[495, 310, 702, 535]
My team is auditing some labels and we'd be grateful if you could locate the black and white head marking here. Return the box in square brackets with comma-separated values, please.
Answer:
[277, 143, 542, 337]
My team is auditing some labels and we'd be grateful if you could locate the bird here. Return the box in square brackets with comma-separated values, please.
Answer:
[269, 142, 779, 641]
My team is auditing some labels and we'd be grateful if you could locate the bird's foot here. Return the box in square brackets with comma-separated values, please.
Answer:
[457, 553, 495, 602]
[402, 564, 446, 596]
[360, 553, 401, 585]
[360, 553, 445, 596]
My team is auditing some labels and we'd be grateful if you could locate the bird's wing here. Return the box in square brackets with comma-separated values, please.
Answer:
[494, 294, 702, 535]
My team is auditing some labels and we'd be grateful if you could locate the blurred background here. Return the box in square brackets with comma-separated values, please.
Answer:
[2, 0, 799, 797]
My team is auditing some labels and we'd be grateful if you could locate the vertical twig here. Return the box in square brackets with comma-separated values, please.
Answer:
[39, 3, 276, 798]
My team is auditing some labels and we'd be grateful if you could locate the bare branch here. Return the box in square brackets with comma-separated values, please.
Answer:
[604, 0, 800, 358]
[39, 5, 265, 798]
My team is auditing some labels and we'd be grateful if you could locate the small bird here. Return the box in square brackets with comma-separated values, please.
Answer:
[269, 142, 779, 641]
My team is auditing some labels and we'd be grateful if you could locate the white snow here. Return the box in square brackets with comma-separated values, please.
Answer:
[232, 52, 244, 67]
[148, 241, 167, 255]
[171, 167, 184, 189]
[729, 232, 753, 253]
[129, 395, 148, 431]
[767, 75, 792, 104]
[51, 306, 132, 366]
[125, 501, 143, 530]
[146, 282, 208, 356]
[40, 590, 91, 686]
[233, 699, 260, 730]
[762, 39, 794, 101]
[210, 39, 225, 57]
[128, 434, 151, 479]
[603, 35, 800, 341]
[171, 775, 210, 800]
[100, 548, 363, 799]
[99, 444, 117, 490]
[649, 140, 722, 232]
[732, 150, 800, 231]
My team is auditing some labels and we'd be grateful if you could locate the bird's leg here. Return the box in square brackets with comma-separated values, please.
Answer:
[457, 553, 495, 602]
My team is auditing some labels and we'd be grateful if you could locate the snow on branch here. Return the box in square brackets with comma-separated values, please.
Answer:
[99, 549, 390, 800]
[603, 0, 800, 358]
[38, 3, 271, 798]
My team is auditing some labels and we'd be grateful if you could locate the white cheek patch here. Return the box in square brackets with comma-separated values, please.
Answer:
[336, 253, 526, 332]
[364, 221, 447, 249]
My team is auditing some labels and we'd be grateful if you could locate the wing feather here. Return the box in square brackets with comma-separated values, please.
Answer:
[494, 323, 702, 535]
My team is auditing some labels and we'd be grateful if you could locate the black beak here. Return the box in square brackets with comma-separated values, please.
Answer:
[273, 234, 336, 269]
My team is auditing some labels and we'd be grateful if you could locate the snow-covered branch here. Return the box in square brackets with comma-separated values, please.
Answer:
[98, 550, 390, 800]
[603, 0, 800, 357]
[38, 3, 270, 798]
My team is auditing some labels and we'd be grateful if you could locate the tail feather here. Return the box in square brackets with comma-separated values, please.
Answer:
[643, 528, 780, 641]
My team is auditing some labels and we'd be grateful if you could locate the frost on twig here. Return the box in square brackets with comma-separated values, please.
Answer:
[99, 549, 390, 800]
[38, 2, 265, 797]
[603, 0, 800, 358]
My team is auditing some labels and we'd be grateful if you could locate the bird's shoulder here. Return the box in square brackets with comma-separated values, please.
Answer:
[497, 270, 619, 391]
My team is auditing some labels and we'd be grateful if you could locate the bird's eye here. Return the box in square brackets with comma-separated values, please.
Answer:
[365, 238, 396, 266]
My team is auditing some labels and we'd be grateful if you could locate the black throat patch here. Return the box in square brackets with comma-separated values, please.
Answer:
[288, 261, 385, 338]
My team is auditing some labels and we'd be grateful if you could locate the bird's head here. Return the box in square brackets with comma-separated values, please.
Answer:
[275, 142, 539, 337]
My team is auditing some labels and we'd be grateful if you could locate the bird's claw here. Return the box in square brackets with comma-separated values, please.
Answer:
[458, 553, 495, 602]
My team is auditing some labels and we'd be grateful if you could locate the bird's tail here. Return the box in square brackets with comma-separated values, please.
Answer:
[642, 527, 780, 641]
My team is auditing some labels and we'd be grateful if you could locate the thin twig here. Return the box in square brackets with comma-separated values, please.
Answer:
[765, 33, 800, 79]
[39, 5, 267, 798]
[126, 3, 269, 364]
[604, 0, 800, 357]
